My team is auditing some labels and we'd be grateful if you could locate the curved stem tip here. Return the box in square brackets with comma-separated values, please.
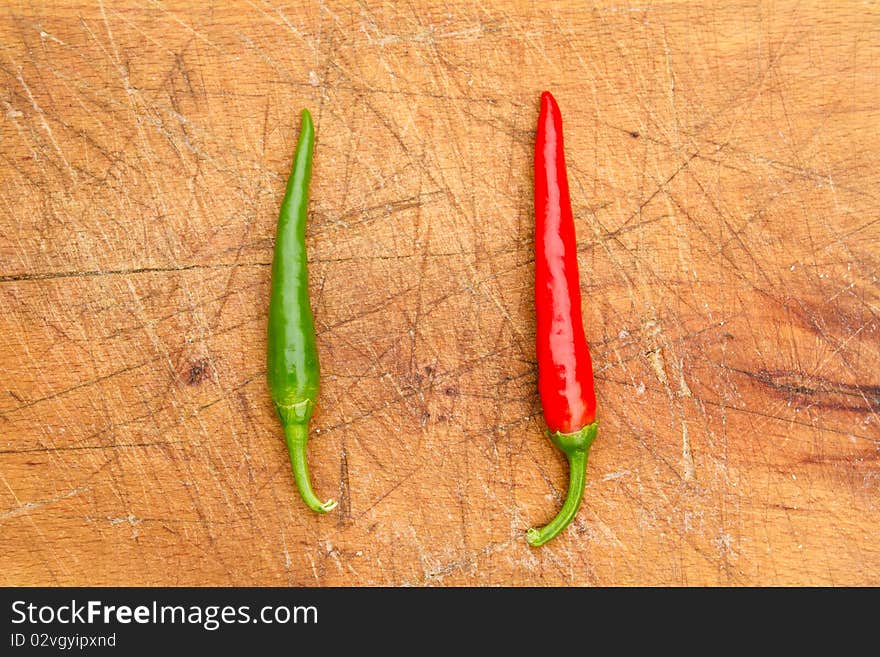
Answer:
[527, 421, 597, 547]
[284, 423, 337, 513]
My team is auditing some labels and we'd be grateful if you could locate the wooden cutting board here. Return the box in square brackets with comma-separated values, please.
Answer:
[2, 0, 878, 586]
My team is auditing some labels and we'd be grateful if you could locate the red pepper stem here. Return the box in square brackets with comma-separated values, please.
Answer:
[283, 422, 337, 513]
[527, 421, 598, 547]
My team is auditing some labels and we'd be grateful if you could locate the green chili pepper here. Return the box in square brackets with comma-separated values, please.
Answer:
[267, 108, 336, 513]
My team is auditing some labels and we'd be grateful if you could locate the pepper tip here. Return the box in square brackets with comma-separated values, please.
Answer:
[526, 527, 544, 547]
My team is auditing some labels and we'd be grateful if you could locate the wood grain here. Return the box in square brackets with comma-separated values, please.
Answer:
[1, 0, 878, 586]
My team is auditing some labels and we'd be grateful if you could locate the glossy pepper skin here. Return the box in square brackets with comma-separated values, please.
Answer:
[528, 91, 598, 547]
[267, 109, 336, 513]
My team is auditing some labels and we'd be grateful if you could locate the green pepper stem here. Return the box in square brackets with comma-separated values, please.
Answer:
[526, 421, 597, 547]
[527, 448, 588, 546]
[283, 423, 336, 513]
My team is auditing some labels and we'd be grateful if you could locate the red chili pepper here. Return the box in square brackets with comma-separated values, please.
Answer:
[527, 91, 599, 547]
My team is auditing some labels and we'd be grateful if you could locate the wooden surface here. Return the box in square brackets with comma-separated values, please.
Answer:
[1, 1, 878, 586]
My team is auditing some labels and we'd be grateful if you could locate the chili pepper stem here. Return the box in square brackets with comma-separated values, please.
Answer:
[283, 422, 337, 513]
[527, 421, 597, 547]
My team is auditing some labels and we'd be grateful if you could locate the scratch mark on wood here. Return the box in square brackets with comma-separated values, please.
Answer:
[0, 261, 270, 284]
[0, 486, 92, 521]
